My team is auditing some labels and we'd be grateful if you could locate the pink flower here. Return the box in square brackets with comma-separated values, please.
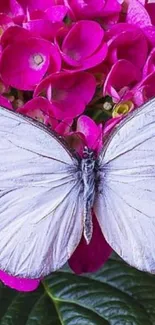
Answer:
[23, 8, 64, 41]
[0, 14, 14, 38]
[18, 96, 73, 135]
[145, 2, 155, 26]
[18, 97, 55, 124]
[0, 37, 61, 90]
[56, 20, 108, 71]
[143, 47, 155, 77]
[103, 115, 122, 136]
[125, 0, 152, 28]
[105, 23, 148, 69]
[34, 71, 96, 119]
[132, 71, 155, 106]
[103, 59, 141, 102]
[65, 0, 121, 22]
[69, 214, 112, 274]
[18, 0, 56, 12]
[0, 0, 24, 23]
[44, 5, 68, 22]
[1, 25, 31, 48]
[0, 271, 40, 292]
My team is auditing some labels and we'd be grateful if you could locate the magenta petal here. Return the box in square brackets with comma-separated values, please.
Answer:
[18, 96, 56, 124]
[63, 42, 108, 71]
[143, 26, 155, 48]
[126, 0, 151, 28]
[103, 59, 141, 101]
[106, 23, 148, 69]
[23, 20, 64, 41]
[143, 48, 155, 77]
[103, 116, 122, 136]
[34, 71, 96, 118]
[102, 0, 121, 16]
[145, 3, 155, 26]
[133, 71, 155, 105]
[0, 0, 24, 18]
[55, 118, 73, 135]
[1, 26, 31, 48]
[0, 270, 40, 292]
[62, 20, 104, 61]
[65, 0, 104, 20]
[77, 115, 102, 153]
[0, 14, 14, 35]
[45, 5, 68, 22]
[47, 43, 62, 74]
[18, 0, 55, 12]
[69, 214, 112, 274]
[0, 38, 51, 90]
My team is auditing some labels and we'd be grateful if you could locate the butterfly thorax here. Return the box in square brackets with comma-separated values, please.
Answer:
[81, 147, 97, 244]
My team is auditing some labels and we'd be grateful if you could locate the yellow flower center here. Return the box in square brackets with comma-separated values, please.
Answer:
[112, 101, 134, 118]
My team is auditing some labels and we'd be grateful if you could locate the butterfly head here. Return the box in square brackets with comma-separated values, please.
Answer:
[82, 146, 96, 160]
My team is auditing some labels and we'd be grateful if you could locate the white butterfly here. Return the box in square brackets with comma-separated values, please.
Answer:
[0, 98, 155, 279]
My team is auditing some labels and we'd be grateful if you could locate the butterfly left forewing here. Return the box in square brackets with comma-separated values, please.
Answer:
[94, 98, 155, 273]
[0, 107, 84, 278]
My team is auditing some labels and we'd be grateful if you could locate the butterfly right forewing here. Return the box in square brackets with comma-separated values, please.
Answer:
[94, 98, 155, 273]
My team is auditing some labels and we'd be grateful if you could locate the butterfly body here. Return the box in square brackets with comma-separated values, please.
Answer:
[81, 147, 97, 244]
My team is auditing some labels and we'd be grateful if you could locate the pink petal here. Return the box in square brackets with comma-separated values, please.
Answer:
[106, 23, 148, 69]
[1, 26, 31, 48]
[103, 116, 122, 136]
[143, 48, 155, 77]
[133, 71, 155, 105]
[48, 43, 62, 74]
[34, 71, 96, 119]
[18, 0, 56, 12]
[102, 0, 121, 16]
[69, 214, 112, 274]
[0, 14, 14, 37]
[63, 42, 108, 71]
[45, 5, 68, 22]
[55, 118, 73, 135]
[18, 97, 56, 126]
[103, 59, 141, 101]
[62, 20, 104, 59]
[77, 115, 103, 153]
[23, 20, 64, 41]
[143, 25, 155, 48]
[145, 3, 155, 26]
[0, 0, 24, 17]
[126, 0, 151, 28]
[0, 270, 40, 292]
[29, 9, 47, 20]
[10, 0, 24, 17]
[65, 0, 104, 20]
[65, 130, 86, 155]
[0, 38, 51, 90]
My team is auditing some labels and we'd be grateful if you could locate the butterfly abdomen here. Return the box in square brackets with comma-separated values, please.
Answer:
[81, 147, 96, 244]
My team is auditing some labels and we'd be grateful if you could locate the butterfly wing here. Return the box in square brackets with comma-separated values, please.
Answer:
[0, 107, 84, 278]
[94, 98, 155, 273]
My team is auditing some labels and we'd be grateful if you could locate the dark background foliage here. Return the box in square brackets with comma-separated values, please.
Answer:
[0, 254, 155, 325]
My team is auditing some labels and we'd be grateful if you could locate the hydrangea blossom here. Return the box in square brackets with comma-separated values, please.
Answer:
[0, 0, 154, 292]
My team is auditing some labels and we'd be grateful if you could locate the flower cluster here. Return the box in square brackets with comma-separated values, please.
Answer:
[0, 0, 154, 292]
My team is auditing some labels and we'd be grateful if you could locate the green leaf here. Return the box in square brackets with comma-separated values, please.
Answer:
[1, 256, 155, 325]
